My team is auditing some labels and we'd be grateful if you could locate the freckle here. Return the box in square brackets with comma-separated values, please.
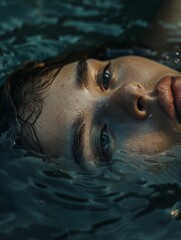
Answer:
[61, 84, 64, 88]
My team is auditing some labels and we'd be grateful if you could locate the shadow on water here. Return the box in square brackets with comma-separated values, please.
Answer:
[0, 0, 181, 239]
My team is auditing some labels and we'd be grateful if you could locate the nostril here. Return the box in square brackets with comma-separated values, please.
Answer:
[137, 97, 144, 111]
[134, 96, 149, 120]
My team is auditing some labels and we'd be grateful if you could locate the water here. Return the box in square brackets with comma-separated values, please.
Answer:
[0, 0, 181, 239]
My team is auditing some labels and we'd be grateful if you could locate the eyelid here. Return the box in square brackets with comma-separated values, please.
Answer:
[96, 61, 112, 91]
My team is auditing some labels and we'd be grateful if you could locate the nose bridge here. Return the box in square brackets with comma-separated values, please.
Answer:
[111, 82, 149, 120]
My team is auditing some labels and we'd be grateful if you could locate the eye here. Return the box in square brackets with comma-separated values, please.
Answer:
[97, 62, 112, 91]
[100, 124, 110, 160]
[102, 69, 111, 90]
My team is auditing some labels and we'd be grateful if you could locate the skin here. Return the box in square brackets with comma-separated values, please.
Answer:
[28, 56, 181, 169]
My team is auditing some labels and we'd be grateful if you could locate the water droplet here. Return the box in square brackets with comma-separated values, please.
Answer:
[176, 52, 180, 56]
[171, 209, 180, 218]
[175, 58, 180, 63]
[148, 114, 153, 119]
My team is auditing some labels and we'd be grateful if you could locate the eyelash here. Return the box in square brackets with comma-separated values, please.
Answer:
[97, 63, 112, 91]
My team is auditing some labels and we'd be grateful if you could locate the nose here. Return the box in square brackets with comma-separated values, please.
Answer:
[111, 82, 149, 120]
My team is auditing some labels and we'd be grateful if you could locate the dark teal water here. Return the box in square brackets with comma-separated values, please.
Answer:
[1, 0, 181, 239]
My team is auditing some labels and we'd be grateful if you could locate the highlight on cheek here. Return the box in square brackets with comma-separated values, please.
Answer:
[125, 131, 173, 154]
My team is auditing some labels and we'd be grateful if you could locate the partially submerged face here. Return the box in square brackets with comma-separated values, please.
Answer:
[21, 56, 181, 168]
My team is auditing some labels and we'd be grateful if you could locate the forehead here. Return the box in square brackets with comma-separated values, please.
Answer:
[33, 60, 94, 157]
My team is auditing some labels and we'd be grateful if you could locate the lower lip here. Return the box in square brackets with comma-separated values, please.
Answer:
[156, 76, 181, 123]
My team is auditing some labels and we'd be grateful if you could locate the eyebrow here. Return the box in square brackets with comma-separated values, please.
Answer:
[71, 113, 86, 166]
[75, 59, 88, 89]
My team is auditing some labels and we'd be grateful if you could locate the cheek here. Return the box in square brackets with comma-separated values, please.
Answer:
[124, 131, 173, 154]
[113, 119, 176, 155]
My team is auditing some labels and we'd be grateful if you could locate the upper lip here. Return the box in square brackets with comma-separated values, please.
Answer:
[156, 76, 181, 123]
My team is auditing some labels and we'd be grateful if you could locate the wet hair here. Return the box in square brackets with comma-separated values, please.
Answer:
[0, 61, 63, 154]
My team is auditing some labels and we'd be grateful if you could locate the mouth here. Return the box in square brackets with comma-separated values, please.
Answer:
[156, 76, 181, 123]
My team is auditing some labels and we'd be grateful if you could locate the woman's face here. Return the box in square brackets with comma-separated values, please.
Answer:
[32, 56, 181, 168]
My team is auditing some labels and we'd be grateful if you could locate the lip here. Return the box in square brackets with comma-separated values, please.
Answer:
[156, 76, 181, 123]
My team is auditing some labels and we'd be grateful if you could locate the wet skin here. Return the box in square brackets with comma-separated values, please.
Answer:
[30, 56, 181, 168]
